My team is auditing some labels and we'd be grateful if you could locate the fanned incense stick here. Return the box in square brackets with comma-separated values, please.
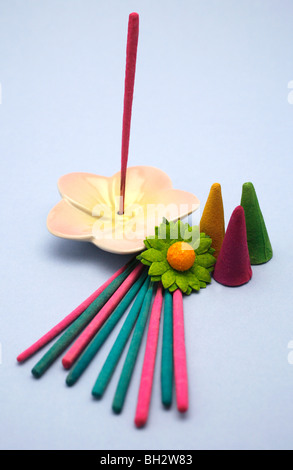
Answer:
[111, 282, 154, 414]
[17, 259, 134, 363]
[66, 271, 147, 386]
[173, 289, 188, 413]
[119, 12, 139, 215]
[31, 262, 137, 378]
[134, 283, 163, 428]
[91, 277, 151, 399]
[161, 289, 173, 408]
[62, 263, 144, 369]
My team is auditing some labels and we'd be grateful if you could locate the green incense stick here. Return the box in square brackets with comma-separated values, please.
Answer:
[91, 277, 151, 399]
[66, 271, 147, 386]
[161, 289, 173, 407]
[31, 261, 137, 378]
[111, 282, 155, 414]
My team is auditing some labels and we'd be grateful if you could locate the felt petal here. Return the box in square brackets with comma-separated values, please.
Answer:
[175, 273, 189, 293]
[149, 261, 169, 276]
[141, 249, 165, 262]
[47, 200, 96, 239]
[58, 173, 113, 214]
[162, 269, 176, 289]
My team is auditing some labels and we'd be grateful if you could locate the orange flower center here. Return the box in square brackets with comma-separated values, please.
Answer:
[167, 241, 196, 272]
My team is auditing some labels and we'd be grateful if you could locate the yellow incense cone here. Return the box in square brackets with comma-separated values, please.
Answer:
[200, 183, 225, 258]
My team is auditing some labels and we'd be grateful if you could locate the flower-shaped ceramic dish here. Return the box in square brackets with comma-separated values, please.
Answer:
[47, 166, 200, 254]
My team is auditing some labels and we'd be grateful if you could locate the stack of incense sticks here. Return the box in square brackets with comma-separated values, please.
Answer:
[17, 258, 189, 427]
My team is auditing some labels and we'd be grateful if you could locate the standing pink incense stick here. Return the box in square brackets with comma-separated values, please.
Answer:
[135, 283, 163, 428]
[62, 263, 144, 369]
[173, 289, 189, 413]
[118, 12, 139, 215]
[16, 261, 131, 363]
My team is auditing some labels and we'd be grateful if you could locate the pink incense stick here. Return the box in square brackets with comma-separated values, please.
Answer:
[62, 262, 144, 369]
[118, 12, 139, 215]
[16, 261, 131, 363]
[135, 283, 163, 428]
[173, 289, 189, 413]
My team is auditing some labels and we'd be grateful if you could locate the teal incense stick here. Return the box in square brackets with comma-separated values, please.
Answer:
[66, 271, 148, 386]
[91, 278, 151, 399]
[17, 257, 136, 363]
[111, 282, 155, 414]
[31, 261, 138, 378]
[161, 289, 173, 407]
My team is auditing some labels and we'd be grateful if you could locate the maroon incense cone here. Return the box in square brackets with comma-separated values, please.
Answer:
[213, 206, 252, 287]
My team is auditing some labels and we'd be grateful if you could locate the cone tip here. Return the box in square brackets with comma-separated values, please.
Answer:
[129, 12, 139, 21]
[232, 205, 245, 218]
[242, 182, 256, 193]
[210, 182, 222, 192]
[228, 206, 247, 237]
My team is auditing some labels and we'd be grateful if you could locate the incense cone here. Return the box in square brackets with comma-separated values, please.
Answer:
[213, 206, 252, 287]
[200, 183, 225, 258]
[241, 182, 273, 265]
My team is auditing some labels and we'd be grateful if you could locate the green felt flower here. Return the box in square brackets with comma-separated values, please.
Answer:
[137, 219, 216, 295]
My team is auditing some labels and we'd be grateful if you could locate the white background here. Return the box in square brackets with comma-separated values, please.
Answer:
[0, 0, 293, 450]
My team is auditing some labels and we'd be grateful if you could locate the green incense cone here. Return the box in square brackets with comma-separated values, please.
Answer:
[241, 182, 273, 265]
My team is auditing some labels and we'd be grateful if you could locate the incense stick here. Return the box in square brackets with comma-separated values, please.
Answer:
[161, 289, 173, 407]
[31, 262, 137, 378]
[17, 260, 134, 363]
[134, 283, 163, 428]
[91, 277, 151, 399]
[173, 289, 188, 413]
[111, 282, 154, 413]
[118, 12, 139, 215]
[62, 263, 144, 369]
[66, 271, 147, 386]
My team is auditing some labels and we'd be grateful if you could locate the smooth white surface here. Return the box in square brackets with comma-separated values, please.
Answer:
[0, 0, 293, 450]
